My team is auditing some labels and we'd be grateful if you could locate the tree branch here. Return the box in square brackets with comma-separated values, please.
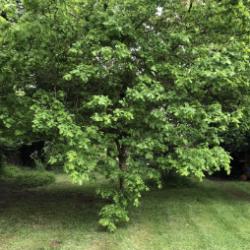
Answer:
[188, 0, 194, 13]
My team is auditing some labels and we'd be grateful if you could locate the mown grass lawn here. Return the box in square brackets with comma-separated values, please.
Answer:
[1, 175, 250, 250]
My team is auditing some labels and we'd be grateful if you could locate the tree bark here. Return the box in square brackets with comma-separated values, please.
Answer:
[115, 140, 128, 191]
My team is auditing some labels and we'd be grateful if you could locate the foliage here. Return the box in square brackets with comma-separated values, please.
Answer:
[0, 0, 250, 230]
[222, 98, 250, 153]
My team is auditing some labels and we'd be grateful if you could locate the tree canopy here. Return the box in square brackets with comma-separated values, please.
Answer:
[1, 0, 250, 231]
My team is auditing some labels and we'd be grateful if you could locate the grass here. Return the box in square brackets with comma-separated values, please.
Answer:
[1, 175, 250, 250]
[0, 165, 55, 188]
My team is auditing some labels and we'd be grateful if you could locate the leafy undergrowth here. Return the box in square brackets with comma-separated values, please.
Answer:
[0, 165, 55, 188]
[1, 175, 250, 250]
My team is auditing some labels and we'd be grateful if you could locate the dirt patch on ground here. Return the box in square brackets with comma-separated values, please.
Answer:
[227, 189, 250, 202]
[212, 180, 250, 202]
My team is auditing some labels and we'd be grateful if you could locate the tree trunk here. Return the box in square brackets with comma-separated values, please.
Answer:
[0, 146, 5, 167]
[116, 140, 128, 191]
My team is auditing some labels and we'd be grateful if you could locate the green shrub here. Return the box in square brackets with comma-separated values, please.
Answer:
[0, 165, 55, 188]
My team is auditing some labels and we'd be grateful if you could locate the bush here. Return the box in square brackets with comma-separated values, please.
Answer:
[0, 165, 55, 188]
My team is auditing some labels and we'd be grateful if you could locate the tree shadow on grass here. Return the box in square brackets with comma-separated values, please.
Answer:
[0, 179, 250, 234]
[144, 179, 250, 206]
[0, 182, 105, 232]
